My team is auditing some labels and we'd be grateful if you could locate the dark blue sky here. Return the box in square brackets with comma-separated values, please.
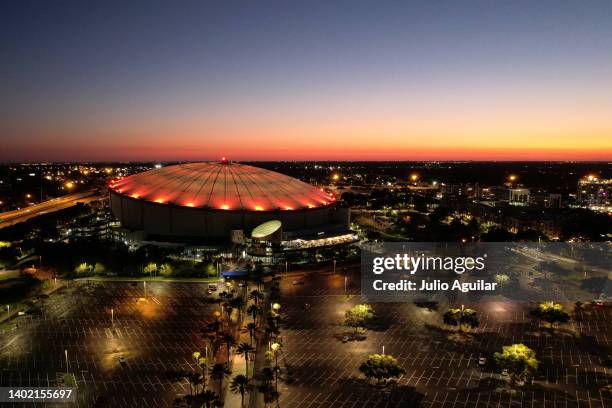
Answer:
[1, 0, 611, 161]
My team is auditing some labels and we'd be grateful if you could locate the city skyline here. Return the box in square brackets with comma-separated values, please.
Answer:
[1, 0, 611, 162]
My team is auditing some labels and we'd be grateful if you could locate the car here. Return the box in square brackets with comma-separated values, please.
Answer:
[292, 279, 304, 285]
[478, 357, 487, 366]
[206, 289, 213, 295]
[501, 369, 509, 377]
[208, 284, 217, 291]
[118, 356, 127, 366]
[341, 335, 349, 343]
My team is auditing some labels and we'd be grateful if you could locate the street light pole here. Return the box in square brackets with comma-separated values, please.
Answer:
[65, 349, 69, 371]
[344, 276, 348, 293]
[205, 346, 209, 390]
[111, 308, 114, 325]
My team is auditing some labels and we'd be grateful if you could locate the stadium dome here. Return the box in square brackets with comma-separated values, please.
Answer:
[108, 160, 347, 240]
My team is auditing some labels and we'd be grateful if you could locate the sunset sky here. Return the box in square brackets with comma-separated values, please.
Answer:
[1, 0, 611, 162]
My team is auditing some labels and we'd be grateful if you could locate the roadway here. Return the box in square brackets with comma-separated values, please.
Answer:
[0, 190, 102, 229]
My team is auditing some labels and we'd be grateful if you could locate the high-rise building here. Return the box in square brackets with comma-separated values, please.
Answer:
[577, 176, 611, 212]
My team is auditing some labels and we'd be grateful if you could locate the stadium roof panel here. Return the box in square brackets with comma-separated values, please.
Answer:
[109, 161, 336, 211]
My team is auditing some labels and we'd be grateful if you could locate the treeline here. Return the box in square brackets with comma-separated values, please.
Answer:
[36, 241, 216, 279]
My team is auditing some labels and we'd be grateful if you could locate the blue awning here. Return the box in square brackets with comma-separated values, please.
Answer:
[221, 269, 248, 277]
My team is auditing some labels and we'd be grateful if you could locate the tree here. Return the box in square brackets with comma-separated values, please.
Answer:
[200, 389, 221, 408]
[230, 374, 253, 407]
[344, 304, 377, 332]
[230, 296, 246, 319]
[74, 262, 92, 275]
[203, 320, 222, 350]
[359, 354, 405, 385]
[247, 304, 260, 323]
[143, 262, 157, 277]
[184, 371, 203, 396]
[242, 322, 258, 345]
[93, 263, 106, 275]
[222, 333, 237, 362]
[530, 301, 570, 328]
[494, 274, 509, 287]
[210, 363, 231, 398]
[248, 289, 264, 305]
[159, 263, 173, 277]
[236, 343, 255, 377]
[493, 344, 538, 385]
[260, 385, 280, 408]
[205, 263, 217, 277]
[442, 305, 479, 333]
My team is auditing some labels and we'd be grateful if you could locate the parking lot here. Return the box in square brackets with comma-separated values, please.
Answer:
[0, 281, 221, 407]
[0, 274, 610, 408]
[277, 271, 612, 408]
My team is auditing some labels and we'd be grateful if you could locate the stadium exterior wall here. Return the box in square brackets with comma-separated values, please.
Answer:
[109, 190, 348, 238]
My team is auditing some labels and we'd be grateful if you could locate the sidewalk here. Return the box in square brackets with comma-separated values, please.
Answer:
[224, 304, 255, 407]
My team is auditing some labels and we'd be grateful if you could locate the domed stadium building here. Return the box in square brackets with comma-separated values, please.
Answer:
[108, 159, 350, 244]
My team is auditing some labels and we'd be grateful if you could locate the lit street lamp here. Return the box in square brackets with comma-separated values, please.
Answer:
[271, 342, 281, 365]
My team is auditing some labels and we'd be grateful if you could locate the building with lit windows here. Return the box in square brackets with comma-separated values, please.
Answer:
[577, 176, 611, 212]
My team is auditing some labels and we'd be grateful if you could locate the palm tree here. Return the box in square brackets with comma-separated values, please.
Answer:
[242, 322, 258, 345]
[261, 386, 280, 408]
[230, 374, 252, 407]
[230, 296, 246, 319]
[185, 371, 203, 396]
[222, 333, 237, 362]
[247, 304, 260, 323]
[236, 342, 255, 377]
[249, 289, 263, 305]
[222, 302, 234, 320]
[210, 363, 231, 399]
[442, 305, 479, 333]
[203, 320, 222, 350]
[265, 323, 280, 341]
[200, 389, 221, 408]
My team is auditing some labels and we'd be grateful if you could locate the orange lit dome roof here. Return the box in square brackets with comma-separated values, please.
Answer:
[109, 161, 336, 211]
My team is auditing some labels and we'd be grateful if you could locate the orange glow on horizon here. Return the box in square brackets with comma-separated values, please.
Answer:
[5, 121, 610, 161]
